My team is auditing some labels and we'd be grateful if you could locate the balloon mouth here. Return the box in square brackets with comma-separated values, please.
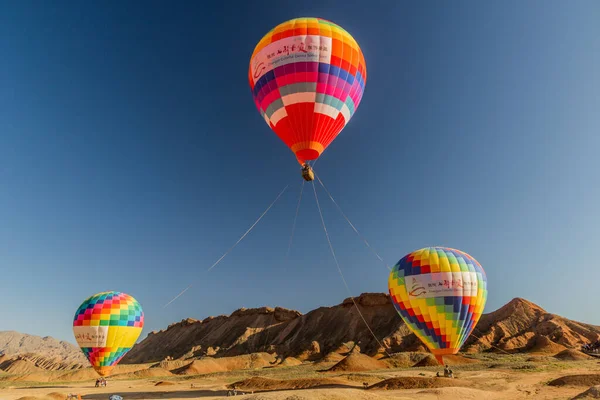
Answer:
[430, 348, 458, 365]
[292, 141, 323, 164]
[295, 150, 320, 165]
[95, 366, 114, 377]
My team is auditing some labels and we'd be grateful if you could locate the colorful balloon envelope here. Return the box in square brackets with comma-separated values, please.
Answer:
[248, 17, 367, 165]
[388, 247, 487, 364]
[72, 291, 144, 376]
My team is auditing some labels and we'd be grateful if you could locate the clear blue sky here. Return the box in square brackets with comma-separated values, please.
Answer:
[1, 1, 599, 345]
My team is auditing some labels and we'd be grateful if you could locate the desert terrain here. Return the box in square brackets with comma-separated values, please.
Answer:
[2, 294, 600, 400]
[2, 351, 600, 400]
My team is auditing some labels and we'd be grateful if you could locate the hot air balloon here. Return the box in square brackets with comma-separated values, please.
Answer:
[72, 291, 144, 376]
[388, 247, 487, 364]
[248, 17, 367, 181]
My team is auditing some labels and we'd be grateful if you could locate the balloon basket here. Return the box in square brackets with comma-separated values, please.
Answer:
[301, 165, 315, 181]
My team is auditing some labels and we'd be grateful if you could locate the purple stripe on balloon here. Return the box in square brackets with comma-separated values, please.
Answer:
[253, 62, 364, 111]
[316, 83, 349, 103]
[256, 78, 279, 105]
[348, 80, 363, 106]
[279, 61, 318, 73]
[318, 73, 331, 84]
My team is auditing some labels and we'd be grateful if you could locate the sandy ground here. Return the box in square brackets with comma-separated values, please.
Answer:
[1, 355, 600, 400]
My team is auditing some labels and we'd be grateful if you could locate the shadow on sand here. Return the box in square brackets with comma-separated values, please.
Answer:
[82, 389, 230, 399]
[16, 386, 74, 389]
[81, 384, 362, 399]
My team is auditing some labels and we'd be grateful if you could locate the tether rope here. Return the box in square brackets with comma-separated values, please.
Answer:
[261, 181, 305, 352]
[162, 184, 290, 308]
[314, 171, 391, 271]
[312, 181, 391, 357]
[284, 181, 305, 266]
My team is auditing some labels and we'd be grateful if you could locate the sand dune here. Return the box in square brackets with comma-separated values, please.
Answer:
[555, 349, 594, 361]
[443, 355, 481, 365]
[113, 367, 173, 379]
[412, 355, 439, 367]
[278, 357, 303, 367]
[549, 374, 600, 387]
[529, 335, 569, 354]
[154, 380, 176, 386]
[380, 352, 429, 368]
[247, 390, 388, 399]
[315, 352, 345, 365]
[572, 386, 600, 399]
[54, 368, 99, 382]
[172, 353, 276, 375]
[368, 376, 471, 390]
[175, 358, 227, 375]
[416, 387, 502, 399]
[240, 389, 389, 400]
[14, 394, 66, 400]
[327, 353, 388, 372]
[230, 376, 348, 391]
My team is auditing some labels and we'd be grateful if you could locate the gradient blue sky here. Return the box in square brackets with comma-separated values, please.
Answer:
[1, 1, 599, 345]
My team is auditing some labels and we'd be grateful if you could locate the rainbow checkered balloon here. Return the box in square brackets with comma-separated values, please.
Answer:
[73, 291, 144, 376]
[388, 247, 487, 364]
[249, 17, 366, 165]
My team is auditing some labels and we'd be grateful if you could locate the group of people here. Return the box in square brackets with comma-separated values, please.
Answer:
[94, 377, 107, 387]
[581, 340, 600, 353]
[436, 364, 454, 378]
[226, 385, 253, 396]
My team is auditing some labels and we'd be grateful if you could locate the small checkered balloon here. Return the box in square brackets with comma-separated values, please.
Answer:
[73, 291, 144, 376]
[388, 247, 487, 364]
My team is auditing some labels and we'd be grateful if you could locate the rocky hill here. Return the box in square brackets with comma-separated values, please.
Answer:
[0, 331, 86, 364]
[122, 294, 600, 364]
[3, 295, 599, 370]
[122, 306, 302, 363]
[463, 298, 600, 353]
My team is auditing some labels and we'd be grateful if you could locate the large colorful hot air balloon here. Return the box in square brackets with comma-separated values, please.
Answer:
[388, 247, 487, 364]
[248, 17, 367, 180]
[72, 291, 144, 376]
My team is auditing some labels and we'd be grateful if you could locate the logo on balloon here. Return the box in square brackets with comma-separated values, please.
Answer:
[408, 277, 426, 297]
[253, 62, 266, 79]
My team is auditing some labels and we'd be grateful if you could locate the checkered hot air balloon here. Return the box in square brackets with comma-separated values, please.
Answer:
[388, 247, 488, 364]
[72, 291, 144, 376]
[248, 17, 366, 180]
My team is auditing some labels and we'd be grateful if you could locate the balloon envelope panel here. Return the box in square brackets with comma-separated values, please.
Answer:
[388, 247, 487, 363]
[73, 291, 144, 376]
[249, 17, 367, 164]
